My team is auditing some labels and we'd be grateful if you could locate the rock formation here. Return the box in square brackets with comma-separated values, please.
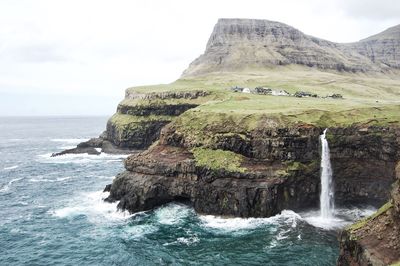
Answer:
[182, 19, 400, 77]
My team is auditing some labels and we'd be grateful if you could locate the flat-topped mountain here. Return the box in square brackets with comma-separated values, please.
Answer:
[182, 18, 400, 77]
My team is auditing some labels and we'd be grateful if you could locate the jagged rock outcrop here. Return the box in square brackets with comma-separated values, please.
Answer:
[51, 132, 135, 156]
[182, 19, 400, 77]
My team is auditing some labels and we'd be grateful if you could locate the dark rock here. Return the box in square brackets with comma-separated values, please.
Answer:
[103, 184, 112, 192]
[106, 124, 400, 219]
[51, 147, 101, 157]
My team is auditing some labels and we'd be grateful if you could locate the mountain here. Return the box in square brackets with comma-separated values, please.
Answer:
[182, 18, 400, 77]
[351, 24, 400, 69]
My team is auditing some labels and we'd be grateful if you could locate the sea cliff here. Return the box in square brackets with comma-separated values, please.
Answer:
[54, 18, 400, 265]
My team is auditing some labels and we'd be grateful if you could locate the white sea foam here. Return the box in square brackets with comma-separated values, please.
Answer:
[50, 138, 88, 144]
[154, 203, 192, 225]
[37, 152, 129, 164]
[58, 146, 76, 150]
[123, 224, 158, 239]
[29, 176, 73, 183]
[301, 207, 377, 230]
[0, 178, 23, 193]
[3, 165, 19, 170]
[97, 176, 115, 180]
[200, 210, 301, 232]
[177, 235, 200, 245]
[51, 191, 133, 224]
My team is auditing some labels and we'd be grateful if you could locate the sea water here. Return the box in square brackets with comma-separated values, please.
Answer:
[0, 117, 375, 265]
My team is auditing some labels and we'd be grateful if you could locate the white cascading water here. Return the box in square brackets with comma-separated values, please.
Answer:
[319, 129, 335, 219]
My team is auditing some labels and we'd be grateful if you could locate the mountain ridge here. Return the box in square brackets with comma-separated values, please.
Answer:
[182, 18, 400, 77]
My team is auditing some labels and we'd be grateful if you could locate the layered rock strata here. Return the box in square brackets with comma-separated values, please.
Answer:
[182, 19, 400, 77]
[105, 120, 399, 218]
[52, 90, 210, 156]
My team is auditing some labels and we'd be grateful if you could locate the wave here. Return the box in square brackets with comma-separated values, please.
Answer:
[154, 203, 193, 225]
[199, 210, 301, 233]
[97, 176, 115, 180]
[50, 191, 133, 224]
[0, 178, 23, 193]
[123, 224, 159, 239]
[177, 235, 200, 245]
[58, 146, 76, 150]
[37, 152, 129, 164]
[3, 165, 19, 170]
[50, 138, 89, 144]
[29, 176, 73, 183]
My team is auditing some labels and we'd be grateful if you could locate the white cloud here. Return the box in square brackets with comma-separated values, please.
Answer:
[0, 0, 398, 115]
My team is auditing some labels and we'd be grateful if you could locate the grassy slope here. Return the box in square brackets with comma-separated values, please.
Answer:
[124, 66, 400, 127]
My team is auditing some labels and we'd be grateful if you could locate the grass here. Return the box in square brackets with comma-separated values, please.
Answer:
[348, 201, 393, 233]
[113, 67, 400, 147]
[121, 66, 400, 128]
[191, 147, 246, 173]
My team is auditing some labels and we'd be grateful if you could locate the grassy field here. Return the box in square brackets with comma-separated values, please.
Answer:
[121, 66, 400, 127]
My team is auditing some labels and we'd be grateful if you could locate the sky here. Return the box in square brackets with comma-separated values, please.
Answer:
[0, 0, 399, 116]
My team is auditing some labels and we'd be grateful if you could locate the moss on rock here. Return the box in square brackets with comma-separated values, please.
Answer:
[191, 147, 246, 173]
[348, 201, 393, 234]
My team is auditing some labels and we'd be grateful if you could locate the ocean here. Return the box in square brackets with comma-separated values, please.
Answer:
[0, 116, 375, 265]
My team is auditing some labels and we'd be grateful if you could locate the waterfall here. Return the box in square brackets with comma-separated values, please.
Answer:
[320, 129, 334, 219]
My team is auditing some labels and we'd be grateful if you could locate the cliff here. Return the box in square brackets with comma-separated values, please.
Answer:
[337, 162, 400, 265]
[53, 18, 400, 264]
[182, 19, 400, 77]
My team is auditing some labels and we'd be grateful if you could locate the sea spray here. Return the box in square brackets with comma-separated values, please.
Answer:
[320, 129, 335, 219]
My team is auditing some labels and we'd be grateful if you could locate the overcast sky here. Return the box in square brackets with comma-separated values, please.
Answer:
[1, 0, 399, 116]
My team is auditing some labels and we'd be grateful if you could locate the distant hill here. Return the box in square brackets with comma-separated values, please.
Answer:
[182, 18, 400, 77]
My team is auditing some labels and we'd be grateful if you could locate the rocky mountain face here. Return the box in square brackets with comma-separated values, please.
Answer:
[182, 19, 400, 77]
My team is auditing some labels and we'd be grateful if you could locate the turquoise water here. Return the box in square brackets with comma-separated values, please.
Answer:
[0, 117, 374, 265]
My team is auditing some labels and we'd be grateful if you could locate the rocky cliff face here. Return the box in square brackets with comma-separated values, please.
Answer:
[105, 117, 399, 218]
[337, 161, 400, 265]
[351, 24, 400, 69]
[52, 90, 211, 156]
[182, 19, 400, 77]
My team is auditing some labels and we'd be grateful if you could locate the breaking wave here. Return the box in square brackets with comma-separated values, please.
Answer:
[50, 191, 133, 224]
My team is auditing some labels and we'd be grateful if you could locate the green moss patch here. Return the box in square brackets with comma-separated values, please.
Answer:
[348, 201, 393, 233]
[191, 147, 246, 173]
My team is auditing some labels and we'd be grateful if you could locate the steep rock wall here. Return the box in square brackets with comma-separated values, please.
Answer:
[337, 162, 400, 265]
[105, 119, 399, 218]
